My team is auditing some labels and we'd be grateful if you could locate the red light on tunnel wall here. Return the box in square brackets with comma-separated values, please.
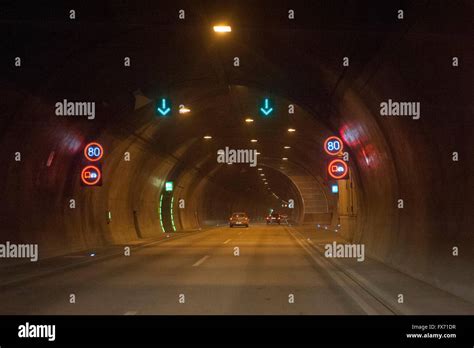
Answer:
[81, 165, 102, 186]
[328, 159, 348, 180]
[324, 136, 344, 155]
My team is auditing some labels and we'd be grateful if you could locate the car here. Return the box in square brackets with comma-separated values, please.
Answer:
[266, 212, 281, 224]
[229, 212, 249, 228]
[279, 214, 288, 224]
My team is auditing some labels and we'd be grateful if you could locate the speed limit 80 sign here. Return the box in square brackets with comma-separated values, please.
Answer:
[324, 136, 343, 155]
[323, 136, 348, 180]
[84, 142, 103, 161]
[81, 142, 104, 186]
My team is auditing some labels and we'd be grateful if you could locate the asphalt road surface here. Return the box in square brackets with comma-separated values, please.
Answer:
[0, 225, 418, 315]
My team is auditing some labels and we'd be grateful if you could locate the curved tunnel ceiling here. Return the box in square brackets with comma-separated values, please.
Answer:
[0, 0, 472, 309]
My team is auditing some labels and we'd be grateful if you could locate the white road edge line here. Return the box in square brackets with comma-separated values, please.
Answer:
[223, 239, 231, 244]
[286, 228, 380, 315]
[192, 255, 210, 267]
[311, 243, 403, 315]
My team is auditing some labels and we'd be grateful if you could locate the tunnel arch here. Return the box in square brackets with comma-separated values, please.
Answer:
[0, 0, 472, 304]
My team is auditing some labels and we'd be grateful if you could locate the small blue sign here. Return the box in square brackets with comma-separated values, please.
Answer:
[331, 184, 339, 193]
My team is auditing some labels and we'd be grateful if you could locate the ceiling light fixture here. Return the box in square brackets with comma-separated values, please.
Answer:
[213, 25, 231, 33]
[179, 106, 191, 114]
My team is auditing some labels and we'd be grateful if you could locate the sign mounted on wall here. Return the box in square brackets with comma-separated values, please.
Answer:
[84, 142, 104, 162]
[165, 181, 174, 192]
[328, 159, 348, 180]
[81, 142, 104, 186]
[81, 165, 102, 186]
[324, 136, 344, 156]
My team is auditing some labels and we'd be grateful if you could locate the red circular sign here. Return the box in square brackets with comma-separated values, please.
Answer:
[328, 159, 348, 179]
[324, 136, 344, 155]
[84, 142, 104, 162]
[81, 165, 102, 185]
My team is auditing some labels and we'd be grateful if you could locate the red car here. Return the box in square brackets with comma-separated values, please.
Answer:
[266, 212, 281, 224]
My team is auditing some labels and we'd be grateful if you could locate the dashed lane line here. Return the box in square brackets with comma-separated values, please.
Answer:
[192, 255, 210, 267]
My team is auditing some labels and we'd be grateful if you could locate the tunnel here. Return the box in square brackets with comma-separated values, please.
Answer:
[0, 0, 472, 317]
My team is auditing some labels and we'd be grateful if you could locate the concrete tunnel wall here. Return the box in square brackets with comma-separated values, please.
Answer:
[324, 41, 473, 302]
[0, 67, 472, 303]
[0, 1, 472, 304]
[0, 87, 293, 258]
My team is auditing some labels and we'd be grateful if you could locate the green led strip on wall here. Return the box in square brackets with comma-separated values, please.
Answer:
[159, 194, 165, 233]
[170, 196, 176, 232]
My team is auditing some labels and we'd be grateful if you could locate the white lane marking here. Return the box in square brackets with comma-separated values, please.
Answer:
[192, 255, 210, 267]
[223, 239, 231, 244]
[2, 229, 220, 290]
[124, 311, 138, 315]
